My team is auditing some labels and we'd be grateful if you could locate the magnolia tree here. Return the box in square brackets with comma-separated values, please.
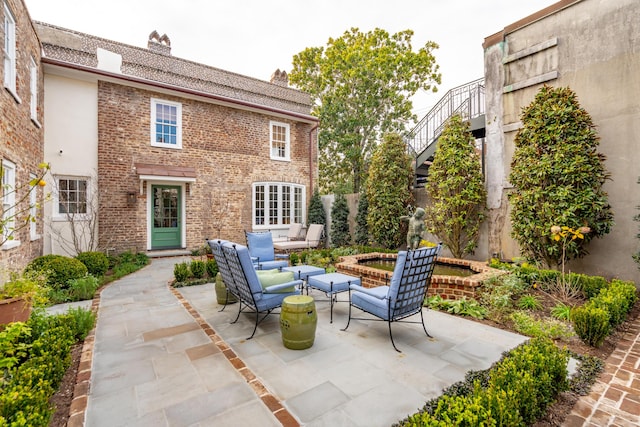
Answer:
[290, 27, 440, 194]
[423, 115, 486, 258]
[509, 85, 613, 267]
[366, 133, 414, 249]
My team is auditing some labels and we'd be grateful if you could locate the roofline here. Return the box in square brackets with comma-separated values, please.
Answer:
[41, 57, 318, 124]
[483, 0, 582, 49]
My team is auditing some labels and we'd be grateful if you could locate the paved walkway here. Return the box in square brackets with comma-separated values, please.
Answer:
[52, 257, 638, 426]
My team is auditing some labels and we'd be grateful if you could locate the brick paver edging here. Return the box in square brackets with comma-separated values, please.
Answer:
[563, 315, 640, 426]
[170, 287, 301, 427]
[66, 293, 101, 427]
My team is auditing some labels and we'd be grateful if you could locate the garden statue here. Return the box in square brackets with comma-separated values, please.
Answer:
[402, 207, 427, 250]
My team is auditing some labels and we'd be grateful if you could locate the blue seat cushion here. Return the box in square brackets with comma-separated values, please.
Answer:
[255, 260, 289, 270]
[351, 286, 391, 320]
[246, 232, 276, 262]
[308, 273, 360, 294]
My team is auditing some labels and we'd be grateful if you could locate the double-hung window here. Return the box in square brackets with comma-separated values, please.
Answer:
[253, 182, 304, 228]
[55, 177, 88, 217]
[2, 159, 18, 248]
[270, 121, 290, 161]
[151, 98, 182, 149]
[3, 3, 18, 100]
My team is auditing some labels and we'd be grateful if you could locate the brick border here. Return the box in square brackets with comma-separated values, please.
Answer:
[564, 315, 640, 426]
[170, 287, 300, 427]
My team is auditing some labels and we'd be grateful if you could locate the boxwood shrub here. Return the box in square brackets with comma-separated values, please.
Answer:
[26, 255, 88, 290]
[76, 251, 110, 277]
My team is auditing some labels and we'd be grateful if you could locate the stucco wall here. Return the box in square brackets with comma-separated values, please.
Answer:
[43, 73, 99, 256]
[483, 0, 640, 282]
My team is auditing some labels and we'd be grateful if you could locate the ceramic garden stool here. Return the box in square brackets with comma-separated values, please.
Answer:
[280, 295, 317, 350]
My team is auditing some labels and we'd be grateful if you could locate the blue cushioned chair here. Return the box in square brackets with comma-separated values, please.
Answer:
[342, 244, 442, 352]
[208, 239, 301, 339]
[245, 231, 289, 270]
[207, 239, 237, 311]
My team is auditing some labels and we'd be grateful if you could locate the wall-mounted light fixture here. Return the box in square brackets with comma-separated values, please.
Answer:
[185, 183, 190, 195]
[126, 191, 137, 207]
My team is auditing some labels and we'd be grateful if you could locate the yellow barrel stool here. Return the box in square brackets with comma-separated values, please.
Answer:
[280, 295, 317, 350]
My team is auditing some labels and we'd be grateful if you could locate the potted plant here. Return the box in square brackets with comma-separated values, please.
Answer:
[0, 271, 48, 326]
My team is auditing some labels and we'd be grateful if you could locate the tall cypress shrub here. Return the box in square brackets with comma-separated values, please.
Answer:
[355, 191, 370, 245]
[330, 193, 351, 247]
[307, 188, 326, 239]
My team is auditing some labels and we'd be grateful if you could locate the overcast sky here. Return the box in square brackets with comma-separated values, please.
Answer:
[25, 0, 559, 119]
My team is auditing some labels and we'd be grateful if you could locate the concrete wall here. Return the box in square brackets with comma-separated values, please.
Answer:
[483, 0, 640, 282]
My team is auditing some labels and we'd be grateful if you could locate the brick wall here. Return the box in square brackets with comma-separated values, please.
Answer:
[97, 81, 316, 253]
[0, 0, 44, 273]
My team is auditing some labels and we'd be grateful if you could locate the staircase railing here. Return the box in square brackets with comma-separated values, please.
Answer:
[407, 77, 485, 156]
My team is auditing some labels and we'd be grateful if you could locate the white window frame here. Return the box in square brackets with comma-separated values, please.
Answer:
[29, 57, 40, 126]
[3, 3, 19, 102]
[252, 182, 305, 229]
[151, 98, 182, 149]
[53, 176, 90, 220]
[269, 121, 290, 161]
[2, 159, 19, 249]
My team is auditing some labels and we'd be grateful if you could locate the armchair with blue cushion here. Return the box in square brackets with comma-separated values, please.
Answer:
[208, 239, 301, 339]
[245, 231, 289, 270]
[342, 244, 442, 352]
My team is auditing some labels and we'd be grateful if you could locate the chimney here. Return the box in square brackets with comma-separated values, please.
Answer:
[148, 30, 171, 55]
[270, 69, 289, 87]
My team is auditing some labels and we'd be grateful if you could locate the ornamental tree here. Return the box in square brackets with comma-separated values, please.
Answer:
[366, 133, 414, 249]
[289, 27, 440, 193]
[509, 85, 613, 267]
[423, 114, 486, 258]
[307, 188, 326, 240]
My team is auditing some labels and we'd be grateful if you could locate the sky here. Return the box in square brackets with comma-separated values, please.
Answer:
[25, 0, 559, 120]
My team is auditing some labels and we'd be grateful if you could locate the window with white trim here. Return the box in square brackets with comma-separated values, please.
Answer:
[29, 57, 39, 122]
[151, 98, 182, 149]
[252, 182, 305, 228]
[29, 173, 38, 240]
[270, 121, 290, 161]
[2, 159, 18, 248]
[55, 177, 88, 217]
[3, 3, 18, 98]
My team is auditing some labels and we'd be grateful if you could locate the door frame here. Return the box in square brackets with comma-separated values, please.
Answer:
[145, 179, 187, 250]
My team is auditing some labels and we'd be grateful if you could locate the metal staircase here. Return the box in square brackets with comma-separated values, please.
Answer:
[406, 78, 486, 185]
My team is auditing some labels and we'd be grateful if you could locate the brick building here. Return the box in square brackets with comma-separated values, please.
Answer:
[34, 23, 317, 256]
[1, 0, 44, 272]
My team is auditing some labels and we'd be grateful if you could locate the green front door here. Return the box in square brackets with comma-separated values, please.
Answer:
[151, 185, 182, 249]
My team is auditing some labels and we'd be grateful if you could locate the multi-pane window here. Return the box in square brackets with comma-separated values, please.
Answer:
[3, 4, 17, 98]
[253, 182, 305, 228]
[57, 177, 88, 215]
[2, 159, 17, 247]
[270, 121, 290, 161]
[30, 58, 39, 122]
[151, 98, 182, 149]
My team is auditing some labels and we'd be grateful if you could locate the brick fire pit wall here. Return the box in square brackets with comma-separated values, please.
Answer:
[335, 252, 504, 300]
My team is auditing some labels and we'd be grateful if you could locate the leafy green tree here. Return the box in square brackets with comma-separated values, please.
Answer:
[424, 114, 486, 258]
[330, 193, 351, 247]
[290, 27, 440, 193]
[354, 191, 370, 245]
[509, 85, 613, 267]
[366, 133, 414, 249]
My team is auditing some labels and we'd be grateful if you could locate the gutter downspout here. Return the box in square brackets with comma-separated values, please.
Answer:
[309, 124, 318, 193]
